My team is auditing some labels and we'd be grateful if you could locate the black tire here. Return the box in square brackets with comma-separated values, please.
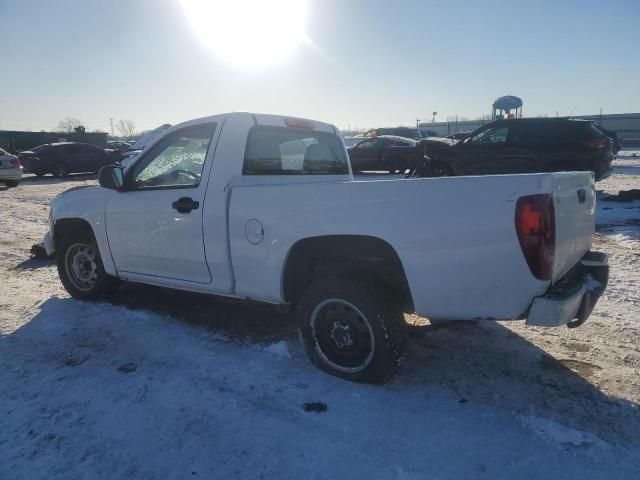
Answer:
[53, 163, 69, 178]
[56, 232, 120, 300]
[297, 278, 407, 384]
[4, 180, 19, 188]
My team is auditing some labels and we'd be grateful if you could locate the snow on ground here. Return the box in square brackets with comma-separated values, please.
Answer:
[1, 155, 639, 478]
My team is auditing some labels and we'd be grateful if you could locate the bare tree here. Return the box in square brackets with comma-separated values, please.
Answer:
[56, 117, 84, 133]
[116, 119, 137, 138]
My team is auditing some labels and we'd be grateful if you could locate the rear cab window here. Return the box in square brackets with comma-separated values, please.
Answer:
[244, 126, 348, 175]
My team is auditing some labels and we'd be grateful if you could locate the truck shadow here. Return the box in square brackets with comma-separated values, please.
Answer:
[3, 292, 639, 450]
[397, 319, 640, 448]
[109, 281, 297, 343]
[13, 257, 55, 270]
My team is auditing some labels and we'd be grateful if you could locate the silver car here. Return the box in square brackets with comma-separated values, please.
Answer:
[0, 147, 22, 187]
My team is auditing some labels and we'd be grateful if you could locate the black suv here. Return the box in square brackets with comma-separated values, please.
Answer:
[18, 142, 121, 177]
[418, 118, 613, 181]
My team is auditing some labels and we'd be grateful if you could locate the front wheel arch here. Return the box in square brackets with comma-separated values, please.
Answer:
[55, 222, 119, 300]
[53, 218, 95, 252]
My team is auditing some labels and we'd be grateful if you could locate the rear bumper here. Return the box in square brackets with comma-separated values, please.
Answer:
[526, 251, 608, 328]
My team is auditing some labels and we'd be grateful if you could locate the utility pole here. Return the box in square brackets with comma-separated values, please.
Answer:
[432, 111, 437, 123]
[110, 118, 114, 136]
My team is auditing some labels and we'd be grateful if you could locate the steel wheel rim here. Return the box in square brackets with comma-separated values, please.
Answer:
[310, 298, 375, 373]
[65, 243, 98, 291]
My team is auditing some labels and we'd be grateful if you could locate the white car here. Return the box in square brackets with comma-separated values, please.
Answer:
[0, 147, 22, 187]
[43, 112, 608, 383]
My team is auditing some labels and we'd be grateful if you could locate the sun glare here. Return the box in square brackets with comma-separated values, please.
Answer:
[181, 0, 309, 69]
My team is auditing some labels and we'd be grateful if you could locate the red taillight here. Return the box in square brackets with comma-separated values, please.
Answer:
[584, 138, 608, 150]
[515, 194, 555, 281]
[9, 157, 21, 167]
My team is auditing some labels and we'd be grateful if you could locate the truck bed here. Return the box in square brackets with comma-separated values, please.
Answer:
[227, 171, 595, 321]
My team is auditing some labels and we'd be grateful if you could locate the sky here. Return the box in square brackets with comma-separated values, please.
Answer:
[1, 0, 639, 133]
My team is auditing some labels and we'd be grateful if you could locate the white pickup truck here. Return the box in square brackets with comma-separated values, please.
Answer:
[43, 112, 609, 383]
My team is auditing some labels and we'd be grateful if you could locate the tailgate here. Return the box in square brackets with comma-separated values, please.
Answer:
[551, 172, 595, 283]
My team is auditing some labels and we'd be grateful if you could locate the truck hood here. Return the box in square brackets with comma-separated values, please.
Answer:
[51, 185, 111, 214]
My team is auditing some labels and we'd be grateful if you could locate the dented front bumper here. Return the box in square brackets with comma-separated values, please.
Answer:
[43, 230, 55, 256]
[526, 252, 609, 328]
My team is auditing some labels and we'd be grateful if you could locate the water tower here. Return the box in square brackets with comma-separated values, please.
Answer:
[492, 95, 523, 120]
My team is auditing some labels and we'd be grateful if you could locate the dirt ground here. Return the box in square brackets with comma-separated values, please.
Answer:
[1, 158, 639, 458]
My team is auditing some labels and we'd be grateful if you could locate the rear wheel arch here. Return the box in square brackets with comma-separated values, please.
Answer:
[282, 235, 414, 312]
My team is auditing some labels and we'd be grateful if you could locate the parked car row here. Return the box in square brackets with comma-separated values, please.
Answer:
[18, 142, 122, 177]
[348, 118, 614, 181]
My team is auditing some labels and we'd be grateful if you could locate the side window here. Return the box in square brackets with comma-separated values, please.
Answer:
[355, 139, 380, 149]
[469, 126, 509, 145]
[244, 126, 348, 175]
[129, 123, 216, 189]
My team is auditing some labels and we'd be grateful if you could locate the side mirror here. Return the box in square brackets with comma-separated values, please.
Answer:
[98, 165, 124, 190]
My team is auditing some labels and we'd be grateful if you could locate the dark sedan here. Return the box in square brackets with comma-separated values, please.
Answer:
[348, 135, 422, 173]
[18, 142, 121, 177]
[415, 118, 613, 181]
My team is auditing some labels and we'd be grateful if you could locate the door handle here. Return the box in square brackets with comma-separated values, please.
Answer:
[172, 197, 199, 213]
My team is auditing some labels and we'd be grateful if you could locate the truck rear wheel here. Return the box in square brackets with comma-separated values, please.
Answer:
[297, 278, 407, 384]
[57, 233, 120, 300]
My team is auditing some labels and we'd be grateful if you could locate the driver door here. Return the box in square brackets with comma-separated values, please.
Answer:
[105, 122, 219, 284]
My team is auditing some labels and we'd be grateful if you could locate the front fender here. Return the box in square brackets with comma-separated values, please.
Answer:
[47, 186, 117, 276]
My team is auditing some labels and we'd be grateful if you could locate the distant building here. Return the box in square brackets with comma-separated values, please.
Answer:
[0, 130, 108, 153]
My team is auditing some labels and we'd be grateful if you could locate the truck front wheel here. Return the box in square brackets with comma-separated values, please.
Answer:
[57, 234, 120, 300]
[297, 278, 407, 384]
